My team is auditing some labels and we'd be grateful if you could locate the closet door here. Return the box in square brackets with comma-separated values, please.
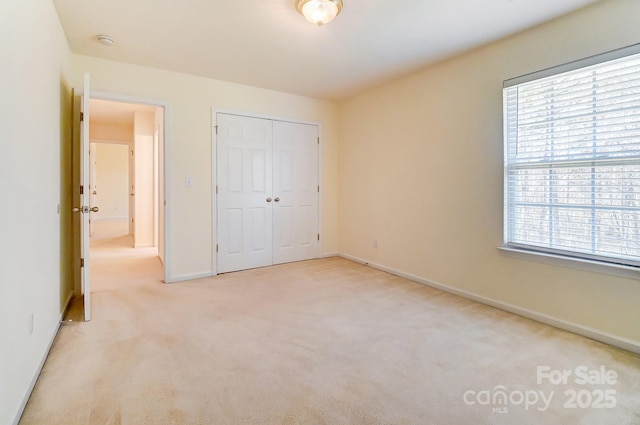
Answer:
[217, 114, 273, 273]
[272, 121, 320, 264]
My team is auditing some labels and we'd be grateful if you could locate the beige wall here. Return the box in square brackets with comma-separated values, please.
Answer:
[134, 111, 156, 247]
[0, 0, 73, 423]
[337, 0, 640, 347]
[90, 121, 133, 143]
[72, 55, 340, 280]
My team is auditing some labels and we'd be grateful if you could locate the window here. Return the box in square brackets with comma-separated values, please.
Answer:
[504, 45, 640, 268]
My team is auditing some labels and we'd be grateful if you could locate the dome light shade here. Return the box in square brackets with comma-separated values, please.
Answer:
[296, 0, 343, 27]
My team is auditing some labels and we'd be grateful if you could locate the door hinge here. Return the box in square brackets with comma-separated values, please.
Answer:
[80, 258, 84, 268]
[214, 125, 218, 135]
[317, 137, 320, 144]
[80, 112, 84, 122]
[317, 185, 320, 193]
[317, 234, 320, 241]
[80, 185, 84, 195]
[216, 185, 218, 194]
[216, 244, 219, 253]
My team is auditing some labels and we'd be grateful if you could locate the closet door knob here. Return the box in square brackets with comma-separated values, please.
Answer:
[274, 197, 280, 202]
[266, 198, 272, 203]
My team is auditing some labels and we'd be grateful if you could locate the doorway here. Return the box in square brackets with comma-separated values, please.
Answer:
[67, 77, 169, 322]
[89, 142, 129, 239]
[88, 99, 163, 254]
[67, 97, 166, 322]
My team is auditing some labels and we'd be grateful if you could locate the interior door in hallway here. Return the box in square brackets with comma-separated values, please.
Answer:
[217, 114, 273, 273]
[272, 121, 319, 264]
[78, 73, 92, 321]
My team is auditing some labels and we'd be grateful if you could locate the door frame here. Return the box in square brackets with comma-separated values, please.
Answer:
[91, 91, 171, 283]
[211, 108, 323, 275]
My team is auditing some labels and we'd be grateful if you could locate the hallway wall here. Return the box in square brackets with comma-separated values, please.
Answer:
[133, 111, 156, 248]
[0, 0, 73, 424]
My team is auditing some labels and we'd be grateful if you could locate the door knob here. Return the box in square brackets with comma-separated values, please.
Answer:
[266, 198, 272, 202]
[92, 191, 97, 195]
[72, 206, 96, 213]
[274, 197, 280, 202]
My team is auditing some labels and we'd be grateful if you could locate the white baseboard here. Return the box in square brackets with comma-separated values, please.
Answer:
[165, 271, 214, 284]
[321, 251, 339, 258]
[338, 253, 640, 355]
[12, 304, 69, 425]
[134, 243, 155, 248]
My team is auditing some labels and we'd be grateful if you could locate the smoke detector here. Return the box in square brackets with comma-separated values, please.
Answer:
[96, 35, 115, 47]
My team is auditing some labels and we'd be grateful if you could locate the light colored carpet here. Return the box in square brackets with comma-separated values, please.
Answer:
[19, 236, 640, 424]
[90, 218, 129, 241]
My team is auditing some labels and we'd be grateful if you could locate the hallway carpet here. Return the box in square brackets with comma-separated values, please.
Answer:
[19, 237, 640, 424]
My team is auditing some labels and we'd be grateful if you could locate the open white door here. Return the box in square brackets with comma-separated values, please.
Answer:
[89, 143, 98, 237]
[79, 73, 92, 321]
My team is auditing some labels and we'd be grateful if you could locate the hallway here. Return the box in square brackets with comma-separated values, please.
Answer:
[89, 219, 161, 292]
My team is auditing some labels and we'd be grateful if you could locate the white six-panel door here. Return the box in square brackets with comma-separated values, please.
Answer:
[216, 113, 319, 273]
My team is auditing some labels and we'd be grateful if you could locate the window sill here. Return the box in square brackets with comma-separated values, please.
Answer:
[498, 246, 640, 280]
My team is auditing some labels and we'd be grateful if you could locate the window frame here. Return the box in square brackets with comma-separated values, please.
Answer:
[502, 43, 640, 274]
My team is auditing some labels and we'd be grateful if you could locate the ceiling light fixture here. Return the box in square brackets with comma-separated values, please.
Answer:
[96, 35, 115, 47]
[296, 0, 343, 27]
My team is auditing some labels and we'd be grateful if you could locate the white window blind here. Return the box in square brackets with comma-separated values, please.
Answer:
[504, 45, 640, 267]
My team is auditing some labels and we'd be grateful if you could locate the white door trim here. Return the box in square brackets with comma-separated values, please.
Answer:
[92, 91, 171, 283]
[211, 108, 323, 275]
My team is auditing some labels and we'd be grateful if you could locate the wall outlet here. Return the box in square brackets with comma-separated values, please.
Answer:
[185, 177, 193, 189]
[28, 313, 34, 335]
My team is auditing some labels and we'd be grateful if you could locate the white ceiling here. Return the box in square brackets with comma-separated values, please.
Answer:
[53, 0, 600, 100]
